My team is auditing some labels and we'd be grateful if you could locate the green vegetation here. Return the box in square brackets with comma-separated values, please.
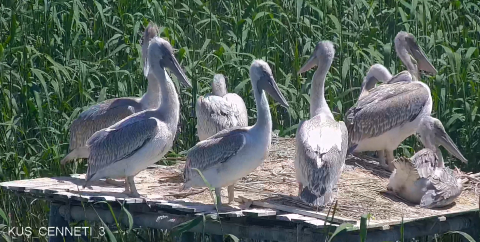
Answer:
[0, 0, 478, 241]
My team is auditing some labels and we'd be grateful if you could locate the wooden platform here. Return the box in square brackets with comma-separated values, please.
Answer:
[1, 138, 479, 241]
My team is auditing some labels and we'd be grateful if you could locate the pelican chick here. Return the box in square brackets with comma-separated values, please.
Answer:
[348, 31, 437, 171]
[83, 37, 191, 197]
[183, 60, 289, 206]
[295, 41, 348, 206]
[61, 22, 163, 165]
[388, 116, 467, 208]
[196, 74, 248, 141]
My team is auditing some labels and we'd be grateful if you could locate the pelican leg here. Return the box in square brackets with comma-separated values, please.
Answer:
[378, 150, 387, 168]
[385, 150, 395, 172]
[227, 185, 235, 204]
[297, 182, 303, 197]
[125, 176, 141, 198]
[214, 188, 222, 207]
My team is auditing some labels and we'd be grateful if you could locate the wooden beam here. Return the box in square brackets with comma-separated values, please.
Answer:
[48, 202, 74, 242]
[239, 196, 356, 224]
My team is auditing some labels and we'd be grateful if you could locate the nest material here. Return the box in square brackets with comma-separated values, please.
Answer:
[133, 138, 479, 222]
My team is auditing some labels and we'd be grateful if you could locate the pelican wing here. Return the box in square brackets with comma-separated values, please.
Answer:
[224, 93, 248, 127]
[385, 71, 414, 84]
[391, 157, 421, 184]
[410, 148, 437, 178]
[184, 127, 248, 181]
[69, 98, 141, 150]
[349, 82, 429, 145]
[85, 112, 159, 181]
[421, 167, 462, 208]
[296, 115, 348, 206]
[196, 94, 247, 140]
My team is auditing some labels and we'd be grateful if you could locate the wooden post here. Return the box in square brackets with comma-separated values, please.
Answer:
[48, 202, 73, 242]
[179, 232, 195, 242]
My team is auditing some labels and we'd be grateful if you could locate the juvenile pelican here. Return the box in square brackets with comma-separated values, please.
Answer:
[388, 116, 468, 208]
[196, 74, 248, 141]
[183, 60, 289, 206]
[61, 23, 162, 165]
[348, 31, 437, 171]
[295, 41, 348, 206]
[83, 37, 191, 197]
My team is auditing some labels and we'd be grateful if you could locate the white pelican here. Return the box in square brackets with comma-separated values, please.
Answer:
[196, 74, 248, 141]
[183, 60, 289, 206]
[348, 31, 438, 171]
[387, 116, 468, 208]
[61, 22, 163, 165]
[82, 37, 191, 197]
[295, 41, 348, 206]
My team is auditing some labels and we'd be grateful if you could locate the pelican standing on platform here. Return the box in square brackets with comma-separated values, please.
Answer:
[83, 37, 191, 197]
[196, 74, 248, 141]
[61, 23, 163, 165]
[183, 60, 289, 206]
[347, 31, 437, 171]
[295, 41, 348, 206]
[388, 116, 467, 208]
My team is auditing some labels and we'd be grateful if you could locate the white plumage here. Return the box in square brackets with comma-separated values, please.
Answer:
[295, 41, 348, 207]
[196, 74, 248, 141]
[388, 116, 467, 208]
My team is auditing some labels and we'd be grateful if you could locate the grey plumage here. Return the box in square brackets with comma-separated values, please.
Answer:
[296, 116, 348, 206]
[62, 23, 161, 164]
[69, 99, 142, 152]
[391, 154, 462, 208]
[388, 116, 466, 208]
[85, 113, 160, 181]
[196, 74, 248, 141]
[183, 128, 248, 184]
[348, 82, 429, 146]
[82, 35, 192, 197]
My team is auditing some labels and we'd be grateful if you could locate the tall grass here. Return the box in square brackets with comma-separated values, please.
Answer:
[0, 0, 479, 241]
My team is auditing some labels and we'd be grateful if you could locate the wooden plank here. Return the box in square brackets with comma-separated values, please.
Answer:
[239, 196, 356, 224]
[242, 209, 276, 217]
[304, 219, 338, 229]
[276, 214, 316, 222]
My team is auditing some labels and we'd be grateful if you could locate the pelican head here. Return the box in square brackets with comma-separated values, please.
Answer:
[250, 60, 289, 108]
[212, 74, 227, 97]
[298, 41, 335, 74]
[417, 116, 468, 163]
[394, 31, 437, 78]
[142, 22, 159, 67]
[362, 64, 392, 91]
[144, 37, 192, 88]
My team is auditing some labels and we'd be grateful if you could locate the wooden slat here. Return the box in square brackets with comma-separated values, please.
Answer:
[242, 209, 276, 217]
[276, 214, 316, 222]
[304, 219, 338, 228]
[239, 196, 356, 224]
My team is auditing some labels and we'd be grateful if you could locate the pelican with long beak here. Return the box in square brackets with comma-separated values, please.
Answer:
[295, 41, 349, 206]
[347, 31, 438, 171]
[388, 116, 467, 208]
[183, 60, 289, 206]
[83, 37, 191, 197]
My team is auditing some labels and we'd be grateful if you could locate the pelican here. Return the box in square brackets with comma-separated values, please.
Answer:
[294, 41, 348, 206]
[387, 116, 468, 208]
[61, 23, 163, 165]
[348, 31, 437, 171]
[82, 37, 191, 197]
[196, 74, 248, 141]
[183, 60, 289, 206]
